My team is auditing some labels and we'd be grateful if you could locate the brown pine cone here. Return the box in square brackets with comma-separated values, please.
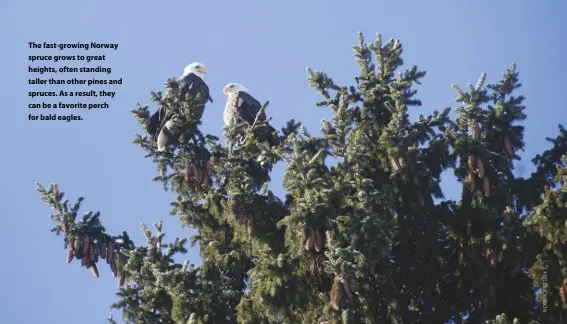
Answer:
[110, 261, 118, 277]
[90, 263, 99, 278]
[342, 279, 353, 298]
[300, 223, 307, 244]
[118, 276, 125, 288]
[66, 248, 74, 264]
[314, 230, 323, 252]
[100, 243, 107, 259]
[330, 279, 343, 311]
[470, 122, 480, 140]
[247, 218, 254, 235]
[107, 242, 114, 264]
[417, 191, 425, 207]
[82, 236, 90, 256]
[504, 136, 514, 158]
[476, 157, 485, 178]
[483, 178, 490, 197]
[73, 235, 82, 257]
[467, 155, 476, 170]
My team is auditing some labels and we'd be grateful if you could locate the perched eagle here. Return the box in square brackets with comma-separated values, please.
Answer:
[146, 62, 213, 151]
[222, 83, 277, 148]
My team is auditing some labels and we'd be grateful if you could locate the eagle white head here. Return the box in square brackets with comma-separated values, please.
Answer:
[223, 83, 248, 96]
[182, 62, 207, 78]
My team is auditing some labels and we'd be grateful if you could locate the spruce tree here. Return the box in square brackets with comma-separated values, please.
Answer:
[37, 32, 567, 323]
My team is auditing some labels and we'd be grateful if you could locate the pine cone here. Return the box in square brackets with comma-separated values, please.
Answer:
[110, 261, 118, 277]
[348, 277, 359, 293]
[184, 163, 193, 182]
[390, 157, 399, 171]
[305, 229, 315, 251]
[483, 178, 490, 197]
[82, 236, 90, 256]
[510, 263, 521, 278]
[67, 240, 75, 254]
[467, 173, 476, 192]
[247, 218, 254, 235]
[330, 279, 343, 311]
[118, 275, 125, 288]
[342, 279, 353, 298]
[89, 244, 96, 262]
[489, 252, 497, 268]
[73, 235, 82, 257]
[100, 243, 107, 259]
[417, 191, 425, 207]
[470, 122, 480, 140]
[314, 230, 324, 252]
[467, 155, 476, 170]
[476, 157, 485, 178]
[107, 242, 114, 264]
[562, 279, 567, 292]
[398, 157, 405, 168]
[80, 255, 87, 267]
[504, 136, 514, 158]
[300, 223, 307, 244]
[498, 251, 503, 262]
[66, 248, 74, 264]
[560, 286, 566, 303]
[90, 263, 99, 278]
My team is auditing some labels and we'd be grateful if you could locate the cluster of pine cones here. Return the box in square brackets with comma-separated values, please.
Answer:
[488, 250, 504, 268]
[184, 160, 213, 186]
[560, 279, 567, 303]
[466, 122, 492, 197]
[330, 277, 359, 311]
[64, 232, 125, 287]
[300, 223, 324, 252]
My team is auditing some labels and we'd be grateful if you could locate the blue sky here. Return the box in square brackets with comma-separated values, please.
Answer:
[1, 0, 566, 323]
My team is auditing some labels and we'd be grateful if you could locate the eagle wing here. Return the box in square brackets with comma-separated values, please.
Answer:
[178, 73, 213, 104]
[233, 91, 265, 125]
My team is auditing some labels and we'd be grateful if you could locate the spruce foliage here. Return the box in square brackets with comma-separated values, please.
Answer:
[37, 32, 567, 323]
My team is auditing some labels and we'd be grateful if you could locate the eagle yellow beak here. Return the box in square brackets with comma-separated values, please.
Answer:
[223, 87, 228, 95]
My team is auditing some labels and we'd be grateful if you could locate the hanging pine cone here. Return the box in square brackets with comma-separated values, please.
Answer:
[348, 277, 359, 293]
[314, 230, 324, 252]
[470, 122, 480, 140]
[82, 236, 90, 256]
[468, 155, 476, 170]
[66, 248, 74, 264]
[80, 256, 87, 267]
[504, 136, 515, 158]
[73, 235, 82, 257]
[184, 163, 193, 182]
[476, 157, 485, 178]
[247, 218, 254, 235]
[90, 263, 99, 278]
[107, 241, 114, 264]
[467, 173, 476, 192]
[118, 275, 125, 288]
[489, 252, 497, 268]
[560, 286, 566, 303]
[390, 157, 400, 171]
[342, 279, 353, 298]
[562, 279, 567, 292]
[398, 157, 405, 168]
[100, 243, 107, 260]
[89, 244, 96, 263]
[305, 230, 315, 251]
[483, 178, 491, 197]
[300, 223, 308, 244]
[417, 191, 425, 207]
[330, 279, 343, 311]
[109, 261, 118, 277]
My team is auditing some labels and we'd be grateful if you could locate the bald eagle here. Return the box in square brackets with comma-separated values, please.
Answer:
[222, 83, 277, 148]
[146, 62, 213, 151]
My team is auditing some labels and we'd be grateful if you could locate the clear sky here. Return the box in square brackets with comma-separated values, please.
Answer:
[1, 0, 566, 323]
